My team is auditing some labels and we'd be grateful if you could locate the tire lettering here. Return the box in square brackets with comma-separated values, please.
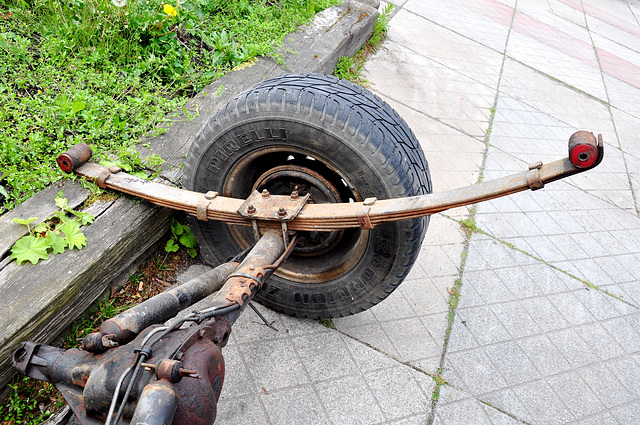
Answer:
[205, 128, 288, 174]
[311, 294, 326, 304]
[361, 267, 375, 282]
[294, 293, 309, 304]
[263, 283, 281, 299]
[352, 278, 366, 292]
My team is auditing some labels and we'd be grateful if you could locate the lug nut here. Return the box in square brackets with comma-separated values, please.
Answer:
[277, 207, 287, 217]
[247, 205, 256, 215]
[262, 189, 270, 198]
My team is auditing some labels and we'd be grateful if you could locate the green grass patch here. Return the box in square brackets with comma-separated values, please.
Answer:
[0, 0, 338, 213]
[317, 318, 336, 329]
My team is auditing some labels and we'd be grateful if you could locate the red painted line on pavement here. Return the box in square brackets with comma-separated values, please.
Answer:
[512, 11, 599, 67]
[557, 0, 640, 38]
[449, 0, 640, 89]
[596, 48, 640, 88]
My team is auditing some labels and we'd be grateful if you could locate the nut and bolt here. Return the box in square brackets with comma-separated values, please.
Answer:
[261, 189, 270, 198]
[277, 207, 287, 217]
[198, 329, 206, 339]
[247, 205, 257, 215]
[290, 190, 299, 200]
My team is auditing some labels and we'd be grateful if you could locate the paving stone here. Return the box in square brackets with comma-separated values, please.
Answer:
[240, 338, 310, 392]
[380, 317, 442, 362]
[404, 0, 512, 52]
[550, 327, 600, 368]
[578, 362, 635, 408]
[545, 372, 605, 419]
[364, 366, 432, 420]
[518, 334, 571, 376]
[444, 348, 508, 394]
[216, 395, 269, 425]
[610, 401, 640, 424]
[291, 332, 359, 381]
[433, 395, 492, 425]
[260, 385, 330, 425]
[483, 340, 542, 386]
[520, 296, 570, 332]
[511, 379, 576, 425]
[315, 375, 386, 425]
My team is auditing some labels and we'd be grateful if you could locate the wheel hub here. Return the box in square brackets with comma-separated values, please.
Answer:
[252, 165, 343, 256]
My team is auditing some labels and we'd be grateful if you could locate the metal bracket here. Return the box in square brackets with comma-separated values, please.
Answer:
[224, 269, 265, 306]
[237, 191, 310, 221]
[357, 197, 377, 229]
[527, 162, 544, 191]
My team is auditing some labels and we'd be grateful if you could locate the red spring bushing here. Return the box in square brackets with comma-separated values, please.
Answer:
[568, 131, 598, 168]
[56, 143, 93, 173]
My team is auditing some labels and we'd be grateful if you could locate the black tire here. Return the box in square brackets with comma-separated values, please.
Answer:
[183, 74, 431, 319]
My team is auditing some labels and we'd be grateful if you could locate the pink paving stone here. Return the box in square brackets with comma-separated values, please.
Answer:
[558, 0, 640, 38]
[512, 11, 599, 67]
[447, 0, 640, 90]
[597, 49, 640, 89]
[449, 0, 514, 27]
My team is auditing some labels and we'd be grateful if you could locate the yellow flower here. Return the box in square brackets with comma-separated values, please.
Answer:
[163, 4, 177, 17]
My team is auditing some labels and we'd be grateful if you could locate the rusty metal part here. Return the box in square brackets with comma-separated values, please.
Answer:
[207, 230, 286, 316]
[56, 143, 92, 173]
[14, 316, 231, 425]
[67, 131, 604, 232]
[238, 190, 311, 221]
[569, 131, 602, 169]
[527, 161, 544, 191]
[129, 379, 180, 425]
[83, 262, 236, 352]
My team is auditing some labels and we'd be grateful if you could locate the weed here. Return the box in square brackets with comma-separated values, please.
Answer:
[317, 318, 336, 329]
[459, 217, 480, 235]
[334, 3, 393, 83]
[0, 377, 63, 424]
[165, 218, 197, 257]
[9, 196, 94, 265]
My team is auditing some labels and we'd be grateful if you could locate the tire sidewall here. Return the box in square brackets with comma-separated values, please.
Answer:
[187, 114, 425, 318]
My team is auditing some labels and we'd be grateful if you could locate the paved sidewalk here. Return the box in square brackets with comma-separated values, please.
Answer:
[200, 0, 640, 423]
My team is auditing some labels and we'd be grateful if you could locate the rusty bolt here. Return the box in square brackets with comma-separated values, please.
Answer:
[101, 334, 119, 349]
[249, 265, 255, 271]
[247, 205, 257, 215]
[291, 190, 299, 200]
[198, 329, 206, 339]
[205, 191, 219, 200]
[261, 189, 270, 198]
[179, 368, 200, 379]
[278, 207, 287, 217]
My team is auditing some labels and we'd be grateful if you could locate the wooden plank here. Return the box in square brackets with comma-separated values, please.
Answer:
[0, 180, 89, 259]
[0, 197, 173, 388]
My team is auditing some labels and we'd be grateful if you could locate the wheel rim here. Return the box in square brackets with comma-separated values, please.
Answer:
[222, 146, 369, 284]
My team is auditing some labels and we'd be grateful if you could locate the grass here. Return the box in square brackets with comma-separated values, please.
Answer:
[334, 3, 393, 84]
[0, 0, 339, 213]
